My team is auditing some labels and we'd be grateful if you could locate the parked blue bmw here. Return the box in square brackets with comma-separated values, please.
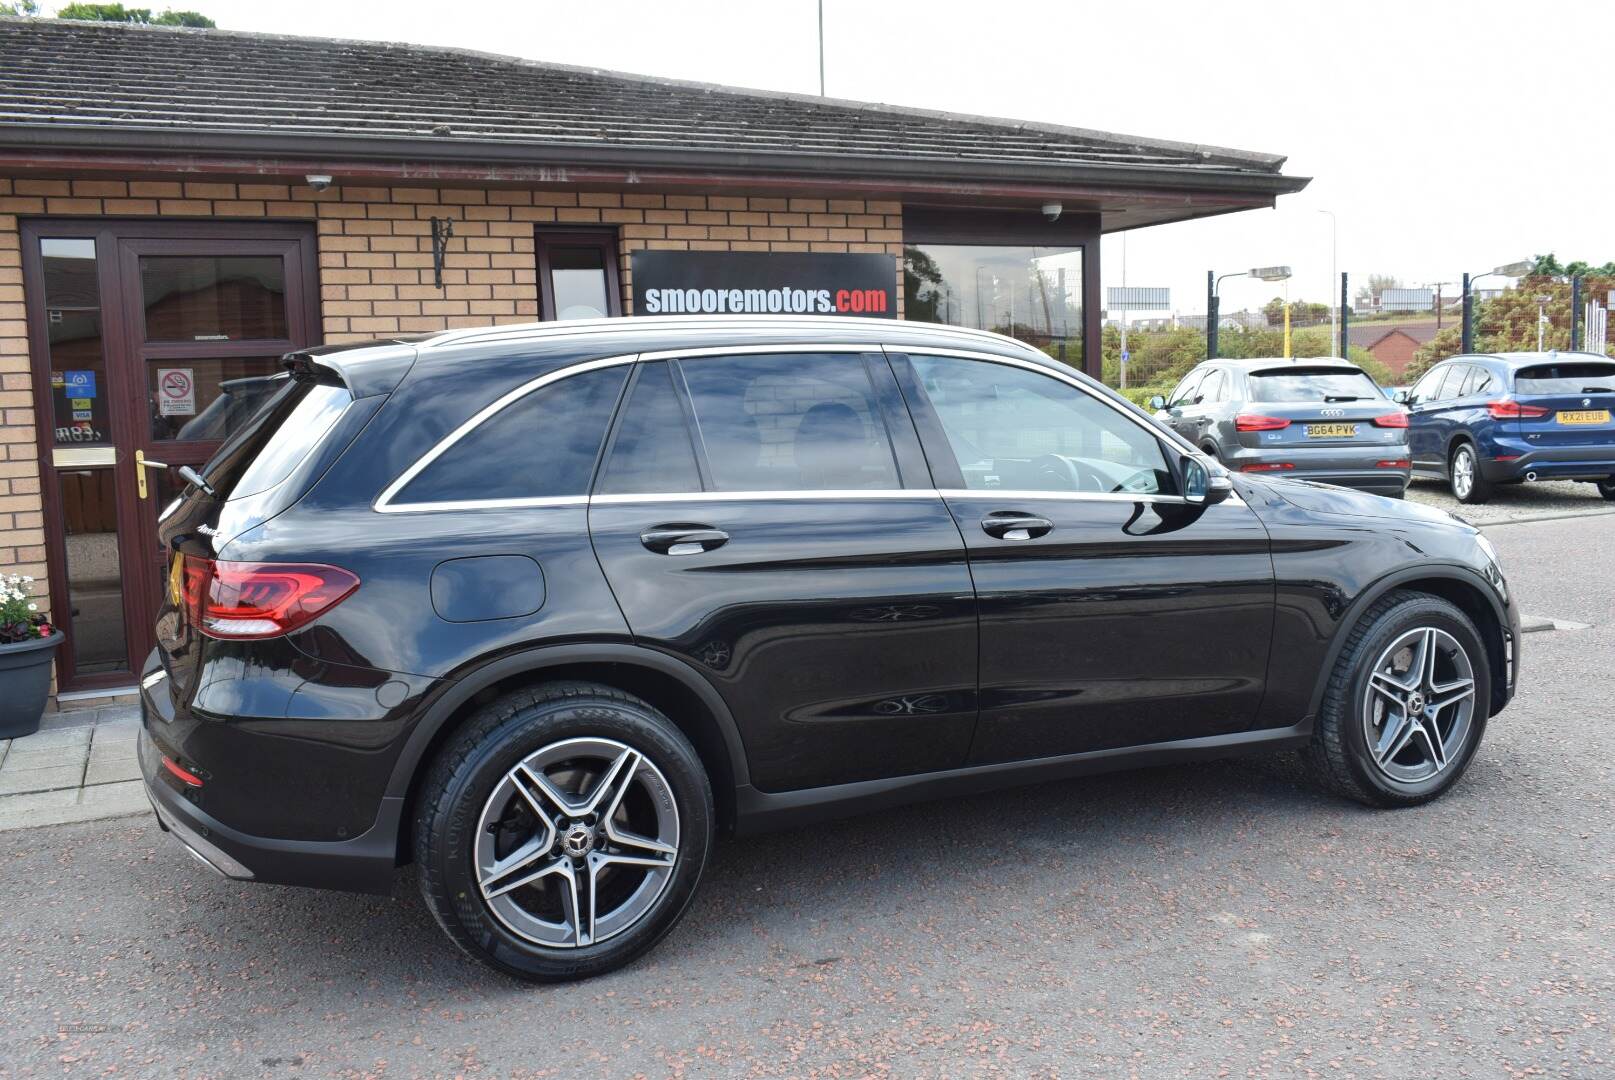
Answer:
[1399, 351, 1615, 503]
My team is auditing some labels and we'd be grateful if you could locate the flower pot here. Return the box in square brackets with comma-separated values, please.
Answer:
[0, 630, 64, 740]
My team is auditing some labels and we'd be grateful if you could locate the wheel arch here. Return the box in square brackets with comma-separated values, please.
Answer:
[1306, 564, 1511, 723]
[388, 644, 750, 860]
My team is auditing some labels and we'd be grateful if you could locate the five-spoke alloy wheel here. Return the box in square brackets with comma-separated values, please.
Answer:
[415, 683, 711, 982]
[475, 737, 680, 949]
[1308, 590, 1491, 807]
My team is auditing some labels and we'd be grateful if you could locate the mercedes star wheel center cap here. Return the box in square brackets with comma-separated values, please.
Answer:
[562, 824, 595, 859]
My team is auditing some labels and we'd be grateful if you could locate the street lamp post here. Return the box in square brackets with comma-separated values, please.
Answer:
[1208, 267, 1282, 358]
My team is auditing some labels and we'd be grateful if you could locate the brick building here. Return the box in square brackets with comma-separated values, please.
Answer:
[0, 18, 1306, 700]
[1348, 323, 1441, 379]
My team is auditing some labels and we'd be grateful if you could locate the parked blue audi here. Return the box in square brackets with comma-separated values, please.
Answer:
[1398, 351, 1615, 503]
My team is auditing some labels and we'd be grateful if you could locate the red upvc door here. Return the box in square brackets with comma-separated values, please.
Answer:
[22, 219, 319, 693]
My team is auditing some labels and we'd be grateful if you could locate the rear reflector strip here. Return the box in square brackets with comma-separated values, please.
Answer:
[1375, 459, 1412, 469]
[161, 755, 203, 787]
[1240, 462, 1295, 472]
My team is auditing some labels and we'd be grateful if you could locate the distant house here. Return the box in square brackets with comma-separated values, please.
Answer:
[1347, 323, 1441, 377]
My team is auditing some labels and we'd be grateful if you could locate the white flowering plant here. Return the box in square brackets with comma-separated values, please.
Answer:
[0, 573, 53, 645]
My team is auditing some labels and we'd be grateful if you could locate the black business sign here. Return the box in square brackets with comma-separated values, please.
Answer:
[631, 251, 897, 318]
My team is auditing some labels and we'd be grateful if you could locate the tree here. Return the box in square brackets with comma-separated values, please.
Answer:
[1355, 273, 1402, 304]
[55, 3, 216, 25]
[1407, 270, 1615, 378]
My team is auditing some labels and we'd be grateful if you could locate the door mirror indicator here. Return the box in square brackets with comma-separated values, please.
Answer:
[1182, 456, 1233, 506]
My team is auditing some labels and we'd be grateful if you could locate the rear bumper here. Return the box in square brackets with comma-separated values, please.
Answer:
[1224, 444, 1409, 496]
[1479, 443, 1615, 482]
[139, 692, 403, 895]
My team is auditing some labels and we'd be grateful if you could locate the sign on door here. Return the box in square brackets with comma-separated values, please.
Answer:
[157, 368, 196, 417]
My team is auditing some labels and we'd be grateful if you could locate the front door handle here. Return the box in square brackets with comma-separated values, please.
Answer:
[981, 512, 1052, 541]
[640, 525, 729, 556]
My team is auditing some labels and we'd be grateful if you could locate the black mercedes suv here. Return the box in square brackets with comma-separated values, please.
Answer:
[139, 316, 1520, 982]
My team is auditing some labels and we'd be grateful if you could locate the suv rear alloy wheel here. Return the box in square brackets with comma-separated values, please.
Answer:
[1449, 442, 1491, 504]
[1598, 477, 1615, 502]
[414, 682, 712, 982]
[1307, 591, 1490, 807]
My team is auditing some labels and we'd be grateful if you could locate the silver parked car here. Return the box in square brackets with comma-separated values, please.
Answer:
[1151, 357, 1411, 497]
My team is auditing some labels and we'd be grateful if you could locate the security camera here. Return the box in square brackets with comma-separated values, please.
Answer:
[1041, 202, 1063, 222]
[305, 174, 334, 192]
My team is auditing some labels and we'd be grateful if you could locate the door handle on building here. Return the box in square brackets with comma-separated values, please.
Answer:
[135, 450, 168, 500]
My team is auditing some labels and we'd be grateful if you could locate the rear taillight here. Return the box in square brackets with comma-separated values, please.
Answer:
[1235, 413, 1292, 432]
[1372, 412, 1409, 428]
[1240, 462, 1295, 472]
[179, 554, 359, 639]
[1486, 399, 1550, 419]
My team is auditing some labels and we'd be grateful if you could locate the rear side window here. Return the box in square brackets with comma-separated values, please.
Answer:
[1248, 367, 1380, 402]
[595, 361, 702, 495]
[202, 375, 352, 501]
[1515, 362, 1615, 394]
[392, 365, 627, 506]
[678, 353, 899, 491]
[1198, 369, 1226, 402]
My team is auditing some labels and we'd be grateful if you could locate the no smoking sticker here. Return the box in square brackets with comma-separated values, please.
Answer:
[157, 368, 196, 417]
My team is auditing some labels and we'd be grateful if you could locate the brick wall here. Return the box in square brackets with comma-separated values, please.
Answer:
[0, 175, 905, 660]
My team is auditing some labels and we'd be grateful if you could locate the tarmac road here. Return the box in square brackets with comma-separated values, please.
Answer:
[0, 515, 1610, 1079]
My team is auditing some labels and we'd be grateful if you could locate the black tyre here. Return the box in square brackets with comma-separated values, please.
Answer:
[1306, 590, 1490, 808]
[1449, 441, 1491, 503]
[415, 682, 712, 982]
[1597, 477, 1615, 502]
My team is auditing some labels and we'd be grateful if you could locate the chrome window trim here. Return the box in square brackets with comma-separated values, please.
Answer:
[590, 489, 932, 505]
[373, 352, 639, 513]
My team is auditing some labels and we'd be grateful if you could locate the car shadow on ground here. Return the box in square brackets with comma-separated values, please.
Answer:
[129, 745, 1473, 998]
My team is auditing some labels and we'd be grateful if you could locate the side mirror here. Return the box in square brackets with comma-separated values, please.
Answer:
[1148, 395, 1167, 411]
[1182, 456, 1233, 506]
[1393, 389, 1410, 404]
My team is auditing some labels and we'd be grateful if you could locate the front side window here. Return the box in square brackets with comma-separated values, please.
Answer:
[1409, 365, 1451, 404]
[1168, 369, 1206, 407]
[1198, 369, 1227, 403]
[392, 365, 627, 505]
[678, 353, 900, 491]
[908, 354, 1175, 496]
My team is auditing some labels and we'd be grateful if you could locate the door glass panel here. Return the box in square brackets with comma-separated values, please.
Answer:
[908, 354, 1176, 495]
[56, 468, 128, 675]
[596, 362, 702, 495]
[40, 238, 112, 447]
[678, 353, 900, 491]
[547, 246, 612, 320]
[147, 356, 283, 440]
[139, 255, 288, 341]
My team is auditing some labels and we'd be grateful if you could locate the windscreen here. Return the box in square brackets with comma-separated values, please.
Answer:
[200, 374, 353, 501]
[1248, 368, 1383, 402]
[1514, 362, 1615, 395]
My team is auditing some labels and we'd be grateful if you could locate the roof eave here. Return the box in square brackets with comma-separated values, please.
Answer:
[0, 124, 1312, 198]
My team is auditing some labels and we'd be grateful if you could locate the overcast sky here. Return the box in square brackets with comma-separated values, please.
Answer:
[169, 0, 1609, 314]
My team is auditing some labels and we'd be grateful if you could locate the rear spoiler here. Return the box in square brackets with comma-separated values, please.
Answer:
[282, 342, 418, 399]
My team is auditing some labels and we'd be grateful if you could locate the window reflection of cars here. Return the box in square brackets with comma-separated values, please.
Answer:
[172, 374, 281, 442]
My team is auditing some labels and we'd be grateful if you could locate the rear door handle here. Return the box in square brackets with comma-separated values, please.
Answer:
[981, 512, 1052, 541]
[640, 525, 729, 556]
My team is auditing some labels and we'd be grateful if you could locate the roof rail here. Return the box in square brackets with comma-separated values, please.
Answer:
[413, 314, 1041, 353]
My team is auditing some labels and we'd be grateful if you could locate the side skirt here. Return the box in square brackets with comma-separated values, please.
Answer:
[731, 723, 1312, 835]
